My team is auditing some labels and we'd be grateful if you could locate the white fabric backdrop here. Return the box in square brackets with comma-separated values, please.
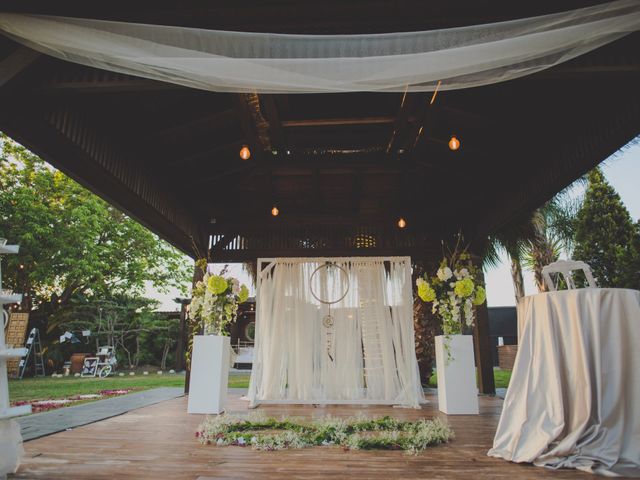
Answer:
[247, 257, 424, 408]
[489, 288, 640, 477]
[0, 0, 638, 93]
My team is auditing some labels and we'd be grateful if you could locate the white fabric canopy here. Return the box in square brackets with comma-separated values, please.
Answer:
[489, 288, 640, 477]
[0, 0, 638, 93]
[247, 257, 424, 408]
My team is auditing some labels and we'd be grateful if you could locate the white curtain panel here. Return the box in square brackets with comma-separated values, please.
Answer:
[0, 0, 638, 93]
[247, 257, 424, 408]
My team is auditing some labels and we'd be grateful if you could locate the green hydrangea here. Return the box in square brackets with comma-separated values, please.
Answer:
[417, 281, 436, 303]
[238, 284, 249, 303]
[207, 275, 228, 295]
[473, 285, 486, 305]
[454, 277, 474, 298]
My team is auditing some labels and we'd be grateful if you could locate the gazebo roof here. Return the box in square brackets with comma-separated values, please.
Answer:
[1, 1, 638, 260]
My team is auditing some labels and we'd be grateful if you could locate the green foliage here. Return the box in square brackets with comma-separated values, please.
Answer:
[0, 133, 191, 310]
[574, 168, 639, 288]
[0, 133, 191, 368]
[196, 413, 453, 454]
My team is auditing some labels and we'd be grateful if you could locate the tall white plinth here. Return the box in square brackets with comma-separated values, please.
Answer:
[187, 335, 230, 415]
[435, 334, 479, 415]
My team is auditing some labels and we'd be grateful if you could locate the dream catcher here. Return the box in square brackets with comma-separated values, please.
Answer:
[310, 262, 350, 362]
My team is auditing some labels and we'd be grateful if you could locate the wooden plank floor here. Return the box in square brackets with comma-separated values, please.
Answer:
[13, 393, 607, 480]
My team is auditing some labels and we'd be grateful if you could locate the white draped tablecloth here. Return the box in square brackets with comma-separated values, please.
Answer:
[488, 288, 640, 477]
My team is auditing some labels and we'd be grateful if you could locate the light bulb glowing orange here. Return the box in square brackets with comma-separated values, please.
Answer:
[398, 217, 407, 229]
[271, 206, 279, 216]
[239, 146, 251, 160]
[448, 135, 460, 151]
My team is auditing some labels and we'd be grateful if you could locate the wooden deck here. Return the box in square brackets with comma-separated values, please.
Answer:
[13, 393, 601, 480]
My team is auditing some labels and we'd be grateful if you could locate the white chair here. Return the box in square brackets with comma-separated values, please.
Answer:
[542, 260, 597, 291]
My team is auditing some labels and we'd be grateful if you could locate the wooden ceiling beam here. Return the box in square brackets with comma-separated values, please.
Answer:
[207, 212, 430, 231]
[386, 93, 424, 157]
[0, 46, 40, 89]
[282, 116, 402, 128]
[261, 95, 286, 151]
[234, 93, 270, 158]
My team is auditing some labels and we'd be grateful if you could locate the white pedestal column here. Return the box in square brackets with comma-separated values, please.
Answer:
[187, 335, 230, 415]
[435, 334, 479, 415]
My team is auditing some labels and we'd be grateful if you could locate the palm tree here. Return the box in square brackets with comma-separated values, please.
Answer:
[483, 187, 582, 300]
[482, 210, 541, 303]
[523, 193, 582, 291]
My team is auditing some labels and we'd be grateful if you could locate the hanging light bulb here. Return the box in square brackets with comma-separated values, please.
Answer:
[398, 217, 407, 229]
[239, 145, 251, 160]
[448, 135, 460, 151]
[271, 206, 279, 217]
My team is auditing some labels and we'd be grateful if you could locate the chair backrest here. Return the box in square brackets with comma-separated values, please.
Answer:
[542, 260, 597, 291]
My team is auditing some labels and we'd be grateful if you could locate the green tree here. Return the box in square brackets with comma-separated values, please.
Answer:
[619, 220, 640, 290]
[45, 295, 180, 370]
[574, 168, 637, 287]
[0, 133, 191, 311]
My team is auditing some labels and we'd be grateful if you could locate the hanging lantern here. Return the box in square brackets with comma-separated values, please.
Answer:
[448, 135, 460, 151]
[398, 217, 407, 229]
[239, 145, 251, 160]
[271, 206, 279, 216]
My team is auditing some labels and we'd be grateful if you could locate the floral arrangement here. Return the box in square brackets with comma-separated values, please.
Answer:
[189, 260, 249, 336]
[196, 413, 453, 454]
[416, 239, 486, 336]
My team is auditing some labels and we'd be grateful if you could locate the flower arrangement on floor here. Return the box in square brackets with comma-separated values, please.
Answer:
[196, 413, 453, 454]
[189, 260, 250, 336]
[416, 237, 486, 336]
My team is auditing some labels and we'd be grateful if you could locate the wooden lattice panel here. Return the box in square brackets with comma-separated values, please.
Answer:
[5, 312, 29, 377]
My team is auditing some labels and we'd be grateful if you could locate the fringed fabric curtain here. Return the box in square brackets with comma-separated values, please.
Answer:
[248, 257, 424, 408]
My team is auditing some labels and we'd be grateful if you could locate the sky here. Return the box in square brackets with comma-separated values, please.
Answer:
[148, 139, 640, 311]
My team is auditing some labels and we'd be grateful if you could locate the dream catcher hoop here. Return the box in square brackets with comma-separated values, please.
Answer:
[309, 262, 350, 362]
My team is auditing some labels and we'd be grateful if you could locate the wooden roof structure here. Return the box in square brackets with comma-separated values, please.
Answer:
[1, 0, 639, 262]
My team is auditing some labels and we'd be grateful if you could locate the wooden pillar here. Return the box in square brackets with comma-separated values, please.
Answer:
[184, 259, 206, 395]
[174, 301, 187, 372]
[473, 300, 496, 395]
[471, 258, 496, 395]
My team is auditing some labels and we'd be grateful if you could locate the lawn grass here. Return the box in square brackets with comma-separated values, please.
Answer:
[428, 368, 511, 389]
[9, 369, 509, 405]
[9, 374, 251, 403]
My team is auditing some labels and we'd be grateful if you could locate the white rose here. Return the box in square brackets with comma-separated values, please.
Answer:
[437, 267, 453, 281]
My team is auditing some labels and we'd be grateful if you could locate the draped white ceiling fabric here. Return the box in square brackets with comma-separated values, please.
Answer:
[248, 257, 425, 408]
[0, 0, 638, 93]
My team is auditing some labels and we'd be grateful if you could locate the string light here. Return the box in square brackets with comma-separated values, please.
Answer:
[398, 217, 407, 229]
[271, 206, 279, 217]
[239, 145, 251, 160]
[448, 135, 461, 151]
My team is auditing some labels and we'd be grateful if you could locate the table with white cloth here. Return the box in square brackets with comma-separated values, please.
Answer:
[488, 288, 640, 477]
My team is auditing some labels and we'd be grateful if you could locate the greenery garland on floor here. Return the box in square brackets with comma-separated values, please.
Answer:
[196, 413, 453, 454]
